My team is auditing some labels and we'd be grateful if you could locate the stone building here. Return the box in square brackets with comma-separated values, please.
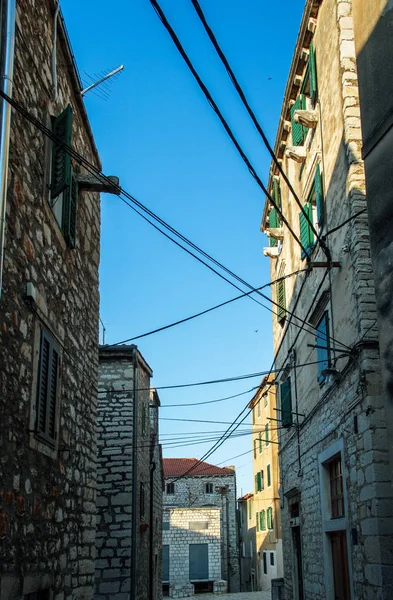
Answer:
[248, 377, 283, 591]
[0, 1, 116, 598]
[162, 459, 240, 597]
[260, 0, 393, 598]
[237, 493, 256, 592]
[95, 345, 163, 600]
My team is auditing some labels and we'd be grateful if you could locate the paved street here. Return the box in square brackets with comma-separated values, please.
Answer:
[199, 592, 271, 600]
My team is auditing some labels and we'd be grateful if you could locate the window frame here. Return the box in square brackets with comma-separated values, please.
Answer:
[205, 482, 214, 495]
[166, 482, 175, 495]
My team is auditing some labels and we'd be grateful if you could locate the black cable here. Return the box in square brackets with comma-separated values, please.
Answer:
[148, 0, 312, 260]
[324, 208, 367, 237]
[161, 386, 258, 408]
[188, 0, 328, 256]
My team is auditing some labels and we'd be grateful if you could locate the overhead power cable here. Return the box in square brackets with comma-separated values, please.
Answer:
[1, 92, 351, 353]
[148, 0, 312, 260]
[188, 0, 328, 257]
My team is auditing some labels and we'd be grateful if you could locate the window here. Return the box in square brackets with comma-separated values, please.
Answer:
[25, 592, 51, 600]
[256, 471, 262, 493]
[301, 42, 318, 106]
[264, 393, 268, 408]
[263, 551, 268, 574]
[329, 457, 344, 518]
[141, 403, 147, 437]
[248, 498, 253, 520]
[267, 507, 273, 530]
[265, 424, 269, 447]
[270, 552, 275, 566]
[49, 105, 78, 248]
[163, 521, 170, 530]
[140, 483, 145, 520]
[260, 510, 266, 531]
[205, 482, 213, 494]
[280, 378, 293, 428]
[256, 512, 259, 532]
[261, 470, 264, 491]
[316, 312, 331, 384]
[166, 482, 175, 495]
[291, 94, 307, 146]
[35, 328, 61, 447]
[299, 165, 324, 260]
[276, 267, 286, 324]
[267, 464, 271, 488]
[259, 432, 263, 453]
[254, 439, 257, 459]
[268, 177, 282, 247]
[249, 539, 253, 558]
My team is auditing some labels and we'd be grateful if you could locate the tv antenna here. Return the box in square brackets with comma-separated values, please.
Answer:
[81, 65, 124, 98]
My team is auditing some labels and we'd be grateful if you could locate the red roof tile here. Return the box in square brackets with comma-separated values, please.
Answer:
[163, 458, 235, 478]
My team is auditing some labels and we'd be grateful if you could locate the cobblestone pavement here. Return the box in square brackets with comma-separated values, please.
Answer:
[197, 592, 271, 600]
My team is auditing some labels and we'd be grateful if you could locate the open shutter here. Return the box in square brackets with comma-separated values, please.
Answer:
[47, 344, 60, 440]
[257, 471, 262, 492]
[256, 512, 259, 531]
[36, 330, 60, 445]
[280, 378, 293, 428]
[317, 312, 330, 383]
[273, 177, 282, 210]
[299, 202, 314, 259]
[265, 424, 269, 446]
[261, 510, 265, 531]
[36, 331, 50, 435]
[63, 170, 78, 249]
[277, 278, 286, 322]
[315, 164, 324, 229]
[309, 43, 318, 104]
[268, 207, 279, 247]
[259, 432, 263, 453]
[267, 464, 271, 487]
[291, 94, 307, 146]
[51, 105, 73, 199]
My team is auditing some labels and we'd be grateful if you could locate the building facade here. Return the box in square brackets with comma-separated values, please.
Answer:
[260, 0, 393, 598]
[237, 493, 256, 592]
[95, 345, 163, 600]
[249, 378, 283, 591]
[0, 1, 115, 598]
[162, 459, 240, 597]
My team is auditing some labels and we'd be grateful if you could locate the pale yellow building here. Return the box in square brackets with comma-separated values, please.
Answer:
[248, 376, 283, 592]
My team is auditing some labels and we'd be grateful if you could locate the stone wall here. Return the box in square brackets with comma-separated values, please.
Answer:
[0, 1, 101, 598]
[95, 346, 161, 600]
[163, 473, 239, 592]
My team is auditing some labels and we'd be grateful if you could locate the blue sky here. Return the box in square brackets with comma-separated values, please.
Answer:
[61, 0, 304, 493]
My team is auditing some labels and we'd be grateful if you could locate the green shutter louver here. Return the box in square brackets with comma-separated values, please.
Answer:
[315, 164, 324, 229]
[277, 278, 286, 323]
[291, 94, 307, 146]
[259, 432, 263, 453]
[299, 202, 314, 259]
[265, 424, 269, 446]
[261, 510, 266, 531]
[316, 312, 330, 383]
[63, 170, 78, 249]
[267, 464, 271, 487]
[51, 105, 73, 200]
[268, 207, 279, 247]
[36, 329, 60, 446]
[309, 43, 318, 104]
[273, 178, 282, 210]
[267, 507, 273, 530]
[257, 471, 262, 492]
[280, 378, 293, 428]
[256, 512, 260, 531]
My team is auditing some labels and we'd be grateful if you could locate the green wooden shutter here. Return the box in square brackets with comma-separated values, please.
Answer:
[268, 208, 279, 247]
[36, 331, 50, 435]
[48, 344, 60, 440]
[51, 105, 73, 199]
[256, 512, 259, 531]
[63, 170, 78, 249]
[280, 378, 293, 428]
[257, 471, 262, 492]
[261, 469, 264, 490]
[316, 312, 330, 383]
[299, 202, 314, 259]
[273, 178, 282, 210]
[309, 43, 318, 104]
[291, 95, 307, 146]
[255, 475, 258, 493]
[315, 164, 324, 229]
[265, 424, 269, 446]
[259, 432, 263, 453]
[36, 329, 60, 445]
[267, 464, 271, 487]
[267, 507, 273, 530]
[261, 510, 266, 531]
[277, 278, 286, 322]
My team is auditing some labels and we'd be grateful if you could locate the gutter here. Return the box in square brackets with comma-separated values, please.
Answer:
[131, 346, 139, 600]
[0, 0, 15, 299]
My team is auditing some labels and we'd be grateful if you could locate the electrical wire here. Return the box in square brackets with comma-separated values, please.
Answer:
[160, 386, 258, 408]
[148, 0, 312, 260]
[188, 0, 327, 255]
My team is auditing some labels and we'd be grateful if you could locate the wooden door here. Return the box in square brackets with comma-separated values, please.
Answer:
[330, 531, 350, 600]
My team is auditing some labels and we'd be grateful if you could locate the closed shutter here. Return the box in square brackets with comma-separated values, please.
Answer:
[273, 178, 282, 210]
[189, 544, 209, 580]
[316, 312, 330, 383]
[62, 171, 78, 249]
[315, 164, 324, 229]
[255, 475, 258, 493]
[309, 43, 318, 103]
[259, 432, 263, 453]
[267, 464, 271, 487]
[265, 424, 269, 446]
[256, 512, 259, 531]
[280, 378, 293, 428]
[260, 510, 266, 531]
[299, 202, 314, 259]
[51, 105, 73, 199]
[291, 94, 307, 146]
[267, 507, 273, 530]
[257, 471, 262, 492]
[269, 208, 279, 247]
[162, 545, 170, 582]
[36, 329, 60, 446]
[277, 278, 286, 322]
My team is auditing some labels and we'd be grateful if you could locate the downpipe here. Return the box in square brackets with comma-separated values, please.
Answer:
[0, 0, 16, 300]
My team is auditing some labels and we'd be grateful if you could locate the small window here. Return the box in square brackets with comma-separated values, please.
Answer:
[329, 456, 344, 518]
[265, 424, 269, 447]
[267, 464, 271, 488]
[140, 483, 145, 520]
[280, 378, 293, 428]
[270, 552, 275, 566]
[205, 482, 213, 494]
[263, 551, 268, 574]
[163, 521, 170, 530]
[166, 482, 175, 495]
[35, 328, 61, 447]
[316, 312, 331, 384]
[49, 105, 78, 248]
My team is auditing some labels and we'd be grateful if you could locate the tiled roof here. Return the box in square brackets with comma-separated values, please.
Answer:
[163, 458, 235, 478]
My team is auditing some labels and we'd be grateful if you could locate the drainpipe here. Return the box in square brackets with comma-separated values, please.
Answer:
[0, 0, 16, 300]
[51, 1, 60, 100]
[149, 456, 156, 600]
[131, 346, 139, 600]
